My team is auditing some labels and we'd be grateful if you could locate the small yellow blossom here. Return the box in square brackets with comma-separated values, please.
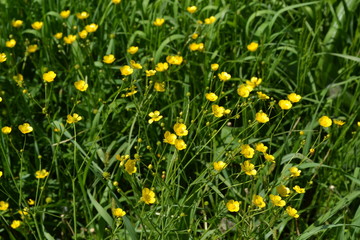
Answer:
[0, 171, 2, 177]
[269, 194, 286, 207]
[103, 54, 116, 64]
[2, 126, 12, 134]
[54, 32, 63, 39]
[74, 80, 88, 92]
[173, 123, 188, 136]
[252, 195, 266, 208]
[112, 208, 126, 217]
[213, 161, 227, 171]
[279, 100, 292, 110]
[191, 33, 199, 39]
[212, 105, 228, 118]
[241, 144, 255, 158]
[0, 201, 9, 211]
[187, 6, 197, 14]
[125, 86, 137, 97]
[35, 169, 49, 178]
[174, 139, 187, 150]
[78, 30, 88, 39]
[357, 122, 360, 127]
[226, 200, 240, 212]
[247, 42, 259, 52]
[27, 44, 38, 53]
[6, 39, 16, 48]
[18, 123, 33, 134]
[141, 188, 156, 204]
[60, 10, 71, 18]
[241, 160, 257, 176]
[299, 130, 305, 135]
[163, 131, 177, 145]
[309, 148, 315, 154]
[255, 111, 269, 123]
[287, 93, 302, 103]
[237, 84, 253, 97]
[146, 70, 156, 77]
[125, 159, 137, 175]
[286, 206, 299, 218]
[116, 154, 130, 166]
[12, 20, 23, 28]
[28, 199, 35, 205]
[153, 18, 165, 26]
[64, 35, 77, 44]
[246, 77, 262, 88]
[43, 71, 56, 83]
[120, 65, 134, 76]
[255, 143, 268, 153]
[276, 185, 290, 197]
[19, 208, 29, 216]
[211, 63, 219, 71]
[290, 166, 301, 177]
[333, 119, 345, 126]
[31, 21, 43, 30]
[166, 55, 183, 65]
[293, 185, 306, 194]
[76, 11, 89, 19]
[257, 91, 270, 100]
[264, 153, 275, 163]
[127, 46, 139, 54]
[148, 111, 163, 124]
[204, 16, 216, 24]
[11, 220, 22, 229]
[85, 23, 98, 33]
[154, 82, 165, 92]
[66, 113, 82, 124]
[189, 42, 204, 51]
[130, 60, 142, 69]
[218, 72, 231, 81]
[0, 53, 7, 62]
[205, 92, 218, 102]
[319, 116, 332, 127]
[112, 0, 122, 4]
[155, 62, 169, 72]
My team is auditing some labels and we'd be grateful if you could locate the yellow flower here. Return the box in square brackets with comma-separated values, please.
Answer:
[148, 111, 163, 124]
[187, 6, 197, 14]
[116, 154, 130, 166]
[11, 220, 22, 229]
[127, 46, 139, 54]
[154, 82, 165, 92]
[0, 171, 2, 177]
[163, 131, 177, 145]
[103, 54, 115, 64]
[64, 35, 77, 44]
[211, 63, 219, 71]
[74, 80, 88, 92]
[269, 194, 286, 207]
[205, 92, 218, 101]
[189, 43, 204, 51]
[130, 60, 142, 69]
[255, 143, 268, 153]
[276, 185, 290, 197]
[54, 32, 63, 39]
[241, 144, 255, 158]
[212, 105, 225, 117]
[247, 42, 259, 52]
[166, 55, 183, 65]
[319, 116, 332, 127]
[255, 111, 269, 123]
[287, 93, 301, 103]
[155, 62, 169, 72]
[174, 139, 187, 150]
[204, 16, 216, 24]
[2, 126, 12, 134]
[357, 122, 360, 127]
[60, 10, 71, 18]
[19, 208, 29, 216]
[191, 33, 199, 39]
[289, 166, 301, 177]
[28, 199, 35, 205]
[76, 11, 89, 19]
[264, 153, 275, 163]
[66, 113, 82, 124]
[237, 84, 253, 97]
[173, 123, 188, 136]
[6, 39, 16, 48]
[27, 44, 38, 53]
[153, 18, 165, 26]
[246, 77, 262, 88]
[43, 71, 56, 83]
[0, 201, 9, 211]
[286, 206, 299, 218]
[120, 65, 134, 76]
[333, 119, 345, 126]
[257, 91, 270, 100]
[293, 185, 306, 194]
[78, 30, 88, 39]
[112, 208, 126, 217]
[218, 72, 231, 81]
[125, 86, 137, 97]
[35, 169, 49, 179]
[85, 23, 98, 33]
[213, 161, 227, 171]
[146, 70, 156, 77]
[12, 20, 23, 28]
[18, 123, 33, 134]
[31, 21, 43, 30]
[226, 200, 240, 212]
[0, 53, 7, 62]
[252, 195, 266, 208]
[125, 159, 137, 175]
[13, 74, 23, 87]
[278, 100, 292, 110]
[241, 160, 257, 176]
[112, 0, 122, 4]
[140, 188, 156, 204]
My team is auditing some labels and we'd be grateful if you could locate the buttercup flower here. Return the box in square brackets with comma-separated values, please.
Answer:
[247, 42, 259, 52]
[130, 60, 142, 69]
[74, 80, 88, 92]
[226, 200, 240, 212]
[0, 53, 7, 62]
[6, 39, 16, 48]
[120, 65, 134, 76]
[287, 93, 301, 103]
[241, 144, 255, 158]
[211, 63, 219, 71]
[13, 74, 24, 87]
[127, 46, 139, 54]
[146, 70, 156, 77]
[246, 77, 262, 88]
[276, 185, 290, 197]
[60, 10, 71, 18]
[28, 199, 35, 205]
[35, 169, 49, 179]
[187, 6, 197, 14]
[189, 42, 204, 51]
[43, 71, 56, 82]
[103, 54, 116, 64]
[64, 35, 77, 44]
[264, 153, 275, 163]
[54, 32, 63, 39]
[237, 84, 253, 97]
[0, 171, 2, 177]
[269, 194, 286, 207]
[155, 62, 169, 72]
[204, 16, 216, 24]
[153, 18, 165, 26]
[255, 143, 268, 153]
[66, 113, 82, 124]
[290, 166, 301, 177]
[286, 206, 299, 218]
[279, 100, 292, 110]
[27, 44, 38, 53]
[154, 82, 165, 92]
[255, 111, 269, 123]
[0, 201, 9, 211]
[78, 30, 88, 39]
[218, 72, 231, 81]
[213, 161, 227, 171]
[85, 23, 98, 33]
[76, 11, 89, 19]
[205, 92, 218, 101]
[12, 20, 23, 27]
[18, 123, 33, 134]
[2, 126, 12, 134]
[148, 111, 163, 124]
[241, 160, 257, 176]
[140, 188, 156, 204]
[174, 139, 187, 150]
[333, 119, 345, 126]
[173, 123, 188, 136]
[257, 91, 270, 100]
[163, 131, 177, 145]
[112, 208, 126, 217]
[191, 33, 199, 39]
[252, 195, 266, 208]
[11, 220, 22, 229]
[125, 159, 137, 175]
[212, 105, 230, 118]
[319, 116, 332, 127]
[293, 185, 306, 193]
[166, 55, 183, 65]
[112, 0, 122, 4]
[31, 21, 43, 30]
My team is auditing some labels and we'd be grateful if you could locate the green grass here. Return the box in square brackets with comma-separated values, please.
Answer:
[0, 0, 360, 239]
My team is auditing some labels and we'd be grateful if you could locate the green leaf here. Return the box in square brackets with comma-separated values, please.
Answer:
[87, 190, 113, 226]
